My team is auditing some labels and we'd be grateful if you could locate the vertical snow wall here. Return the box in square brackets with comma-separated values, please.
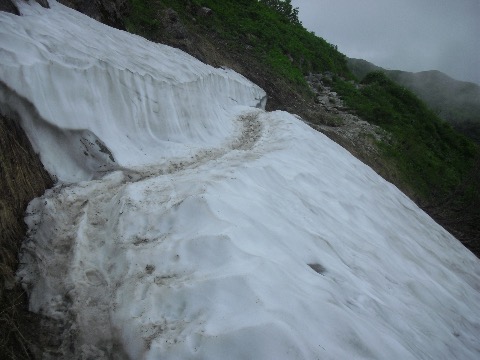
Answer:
[0, 2, 266, 182]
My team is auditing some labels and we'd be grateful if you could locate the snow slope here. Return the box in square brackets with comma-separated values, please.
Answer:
[0, 1, 265, 182]
[1, 2, 480, 359]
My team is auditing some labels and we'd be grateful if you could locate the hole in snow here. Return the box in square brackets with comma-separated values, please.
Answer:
[308, 263, 326, 275]
[145, 265, 155, 274]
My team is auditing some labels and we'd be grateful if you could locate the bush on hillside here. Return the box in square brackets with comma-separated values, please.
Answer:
[259, 0, 301, 25]
[333, 72, 477, 200]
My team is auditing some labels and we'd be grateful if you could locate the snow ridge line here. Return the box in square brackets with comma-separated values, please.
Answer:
[122, 110, 264, 182]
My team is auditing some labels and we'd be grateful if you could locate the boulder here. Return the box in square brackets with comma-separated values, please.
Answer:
[197, 6, 212, 17]
[162, 8, 188, 39]
[57, 0, 130, 30]
[0, 0, 19, 14]
[36, 0, 50, 8]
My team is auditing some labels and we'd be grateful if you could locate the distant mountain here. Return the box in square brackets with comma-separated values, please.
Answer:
[348, 58, 480, 143]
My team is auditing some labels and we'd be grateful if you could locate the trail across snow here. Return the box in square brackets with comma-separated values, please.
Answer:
[2, 2, 480, 360]
[19, 108, 270, 357]
[20, 110, 265, 357]
[18, 108, 480, 360]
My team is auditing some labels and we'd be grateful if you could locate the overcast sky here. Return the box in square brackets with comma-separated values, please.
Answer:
[292, 0, 480, 84]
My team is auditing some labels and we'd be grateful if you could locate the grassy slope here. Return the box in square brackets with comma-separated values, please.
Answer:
[348, 58, 480, 143]
[125, 0, 352, 115]
[389, 70, 480, 144]
[333, 72, 477, 200]
[127, 0, 350, 82]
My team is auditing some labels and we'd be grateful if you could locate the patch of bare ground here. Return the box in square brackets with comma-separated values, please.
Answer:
[0, 114, 53, 359]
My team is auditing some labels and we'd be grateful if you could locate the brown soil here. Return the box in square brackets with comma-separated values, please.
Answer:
[0, 114, 53, 359]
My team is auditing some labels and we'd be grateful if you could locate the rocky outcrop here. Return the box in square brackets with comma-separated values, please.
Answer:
[306, 72, 347, 114]
[0, 0, 50, 12]
[162, 8, 189, 40]
[304, 73, 396, 189]
[35, 0, 50, 8]
[197, 6, 213, 17]
[0, 0, 19, 14]
[57, 0, 129, 29]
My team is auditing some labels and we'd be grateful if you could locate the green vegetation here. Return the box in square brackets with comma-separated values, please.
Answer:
[259, 0, 302, 26]
[126, 0, 350, 85]
[455, 121, 480, 144]
[347, 58, 480, 144]
[125, 0, 161, 35]
[196, 0, 349, 83]
[333, 72, 477, 200]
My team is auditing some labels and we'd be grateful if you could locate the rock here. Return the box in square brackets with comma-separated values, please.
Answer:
[36, 0, 50, 8]
[57, 0, 130, 30]
[0, 0, 19, 14]
[162, 8, 188, 40]
[197, 6, 212, 17]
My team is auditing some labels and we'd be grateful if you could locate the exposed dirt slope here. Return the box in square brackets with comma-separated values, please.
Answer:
[0, 113, 52, 359]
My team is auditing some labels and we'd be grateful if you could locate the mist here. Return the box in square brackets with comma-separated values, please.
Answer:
[292, 0, 480, 85]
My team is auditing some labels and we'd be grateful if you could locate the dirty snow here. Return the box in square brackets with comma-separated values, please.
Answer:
[1, 2, 479, 359]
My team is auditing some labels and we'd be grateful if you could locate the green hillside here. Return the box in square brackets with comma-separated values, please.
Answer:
[127, 0, 350, 84]
[348, 58, 480, 143]
[333, 71, 476, 199]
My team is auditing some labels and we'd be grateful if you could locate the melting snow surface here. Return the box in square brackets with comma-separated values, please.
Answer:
[1, 2, 480, 359]
[0, 1, 265, 182]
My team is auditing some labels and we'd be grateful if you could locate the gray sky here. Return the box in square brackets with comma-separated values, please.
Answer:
[292, 0, 480, 84]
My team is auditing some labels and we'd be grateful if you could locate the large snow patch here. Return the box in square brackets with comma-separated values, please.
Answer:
[1, 2, 479, 360]
[0, 1, 266, 182]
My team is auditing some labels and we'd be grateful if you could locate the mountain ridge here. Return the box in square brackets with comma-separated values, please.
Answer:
[348, 57, 480, 143]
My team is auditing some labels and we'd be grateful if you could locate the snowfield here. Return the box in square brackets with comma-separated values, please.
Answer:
[1, 2, 479, 359]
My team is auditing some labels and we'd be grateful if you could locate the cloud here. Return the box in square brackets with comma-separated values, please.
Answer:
[292, 0, 480, 84]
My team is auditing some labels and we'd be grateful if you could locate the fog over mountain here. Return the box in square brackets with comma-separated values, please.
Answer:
[347, 58, 480, 143]
[292, 0, 480, 85]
